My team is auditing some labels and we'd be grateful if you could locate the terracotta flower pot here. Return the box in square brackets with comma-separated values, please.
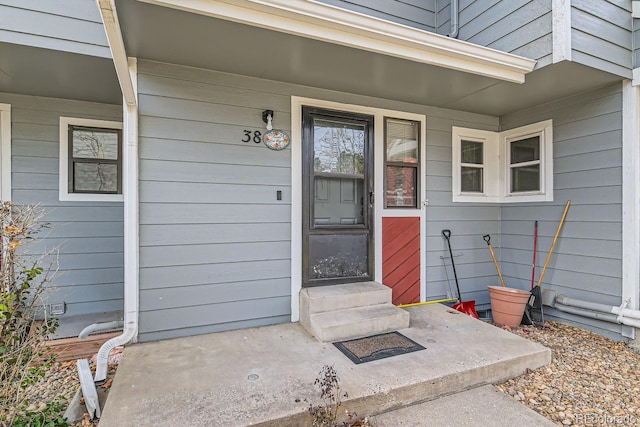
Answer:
[488, 286, 531, 328]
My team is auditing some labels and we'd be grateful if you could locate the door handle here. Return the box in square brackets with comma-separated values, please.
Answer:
[369, 191, 374, 204]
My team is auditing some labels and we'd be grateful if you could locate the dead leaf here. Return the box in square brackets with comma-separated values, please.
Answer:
[100, 378, 113, 388]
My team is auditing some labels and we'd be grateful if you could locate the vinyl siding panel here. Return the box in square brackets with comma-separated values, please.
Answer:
[499, 83, 626, 337]
[314, 0, 437, 32]
[137, 59, 499, 341]
[0, 92, 123, 318]
[571, 0, 632, 78]
[455, 0, 553, 68]
[0, 0, 110, 58]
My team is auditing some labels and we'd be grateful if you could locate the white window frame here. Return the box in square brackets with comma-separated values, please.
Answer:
[59, 117, 124, 202]
[452, 128, 500, 202]
[452, 119, 553, 203]
[0, 104, 11, 201]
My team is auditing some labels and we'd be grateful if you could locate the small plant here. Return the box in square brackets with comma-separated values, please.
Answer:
[0, 202, 59, 427]
[308, 365, 375, 427]
[11, 401, 68, 427]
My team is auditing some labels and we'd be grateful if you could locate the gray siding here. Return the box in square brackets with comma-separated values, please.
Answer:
[136, 60, 499, 342]
[454, 0, 553, 69]
[0, 92, 124, 318]
[499, 83, 625, 338]
[314, 0, 437, 32]
[0, 0, 110, 58]
[571, 0, 633, 78]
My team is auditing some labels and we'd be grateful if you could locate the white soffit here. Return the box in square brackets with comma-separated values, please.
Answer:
[138, 0, 536, 83]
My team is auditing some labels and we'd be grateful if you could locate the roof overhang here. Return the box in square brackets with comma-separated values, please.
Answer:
[115, 0, 623, 116]
[139, 0, 536, 84]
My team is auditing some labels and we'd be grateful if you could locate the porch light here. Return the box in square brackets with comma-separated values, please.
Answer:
[262, 109, 274, 131]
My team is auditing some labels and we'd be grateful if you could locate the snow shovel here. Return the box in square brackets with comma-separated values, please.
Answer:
[483, 234, 506, 287]
[442, 230, 479, 319]
[522, 221, 539, 326]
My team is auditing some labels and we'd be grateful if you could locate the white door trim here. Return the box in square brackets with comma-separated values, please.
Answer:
[290, 96, 426, 321]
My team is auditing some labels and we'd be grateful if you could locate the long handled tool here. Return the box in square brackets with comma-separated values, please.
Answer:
[537, 200, 571, 287]
[531, 220, 538, 290]
[483, 234, 506, 287]
[523, 221, 540, 325]
[442, 230, 479, 319]
[527, 201, 571, 325]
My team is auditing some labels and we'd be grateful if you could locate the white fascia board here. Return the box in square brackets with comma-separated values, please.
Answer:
[140, 0, 536, 83]
[97, 0, 137, 107]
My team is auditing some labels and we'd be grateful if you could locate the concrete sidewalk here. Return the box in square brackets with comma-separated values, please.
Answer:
[99, 304, 552, 426]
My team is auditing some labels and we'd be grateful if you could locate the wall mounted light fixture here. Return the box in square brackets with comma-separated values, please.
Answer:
[262, 110, 274, 131]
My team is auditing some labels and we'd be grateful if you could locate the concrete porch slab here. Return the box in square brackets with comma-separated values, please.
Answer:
[99, 304, 551, 427]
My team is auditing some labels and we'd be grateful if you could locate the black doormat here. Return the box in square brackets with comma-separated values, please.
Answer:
[333, 332, 425, 364]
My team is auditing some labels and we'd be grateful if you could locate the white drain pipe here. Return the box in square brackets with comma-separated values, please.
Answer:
[554, 295, 640, 328]
[448, 0, 459, 38]
[95, 0, 139, 385]
[79, 320, 123, 339]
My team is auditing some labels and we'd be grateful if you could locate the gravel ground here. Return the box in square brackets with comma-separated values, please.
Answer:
[14, 323, 640, 426]
[16, 349, 122, 427]
[497, 321, 640, 426]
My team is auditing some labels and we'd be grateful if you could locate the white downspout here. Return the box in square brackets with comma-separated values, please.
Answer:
[448, 0, 459, 38]
[95, 0, 139, 384]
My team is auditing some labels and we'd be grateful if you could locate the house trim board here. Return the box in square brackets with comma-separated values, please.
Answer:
[622, 80, 640, 339]
[97, 0, 137, 107]
[290, 96, 426, 321]
[139, 0, 536, 83]
[0, 103, 11, 201]
[552, 0, 572, 63]
[633, 1, 640, 18]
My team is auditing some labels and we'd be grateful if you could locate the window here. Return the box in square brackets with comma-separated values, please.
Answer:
[59, 117, 123, 202]
[452, 120, 553, 203]
[384, 118, 419, 208]
[460, 139, 484, 193]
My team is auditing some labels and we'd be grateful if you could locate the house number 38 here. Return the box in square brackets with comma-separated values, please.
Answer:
[241, 130, 262, 144]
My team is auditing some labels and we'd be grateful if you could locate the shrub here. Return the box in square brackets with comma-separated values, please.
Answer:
[0, 202, 59, 426]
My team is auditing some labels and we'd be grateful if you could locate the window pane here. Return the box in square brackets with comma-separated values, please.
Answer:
[385, 166, 417, 207]
[461, 166, 483, 193]
[313, 119, 365, 175]
[314, 176, 364, 225]
[510, 136, 540, 164]
[72, 128, 119, 160]
[386, 119, 418, 163]
[461, 140, 483, 165]
[74, 162, 118, 192]
[308, 233, 368, 279]
[511, 164, 540, 192]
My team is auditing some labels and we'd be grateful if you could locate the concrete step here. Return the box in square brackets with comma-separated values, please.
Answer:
[98, 304, 552, 427]
[374, 385, 556, 427]
[306, 303, 410, 342]
[300, 281, 391, 315]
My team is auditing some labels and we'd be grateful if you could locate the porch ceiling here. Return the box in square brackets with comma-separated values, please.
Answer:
[0, 42, 121, 105]
[117, 0, 621, 117]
